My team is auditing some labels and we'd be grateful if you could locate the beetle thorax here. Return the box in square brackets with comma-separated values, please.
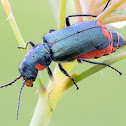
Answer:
[25, 44, 52, 69]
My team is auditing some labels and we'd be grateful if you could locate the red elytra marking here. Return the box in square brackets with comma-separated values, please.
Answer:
[97, 22, 111, 42]
[74, 22, 114, 59]
[35, 63, 46, 70]
[112, 46, 117, 52]
[74, 44, 117, 59]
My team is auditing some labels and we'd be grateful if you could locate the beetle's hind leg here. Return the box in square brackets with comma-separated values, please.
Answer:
[65, 0, 111, 27]
[58, 63, 79, 90]
[77, 58, 122, 75]
[17, 41, 35, 50]
[66, 14, 97, 26]
[102, 0, 111, 12]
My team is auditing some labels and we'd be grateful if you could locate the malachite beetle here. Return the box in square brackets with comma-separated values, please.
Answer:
[0, 0, 125, 120]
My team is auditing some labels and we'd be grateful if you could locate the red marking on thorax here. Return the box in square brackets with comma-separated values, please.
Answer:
[74, 44, 118, 59]
[35, 63, 46, 70]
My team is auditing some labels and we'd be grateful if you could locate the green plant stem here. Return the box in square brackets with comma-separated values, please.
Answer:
[30, 71, 70, 126]
[30, 95, 51, 126]
[58, 0, 66, 29]
[1, 0, 26, 53]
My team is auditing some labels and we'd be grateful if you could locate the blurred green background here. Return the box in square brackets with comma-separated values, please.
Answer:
[0, 0, 126, 126]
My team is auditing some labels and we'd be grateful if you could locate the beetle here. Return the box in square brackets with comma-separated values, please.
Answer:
[0, 0, 125, 120]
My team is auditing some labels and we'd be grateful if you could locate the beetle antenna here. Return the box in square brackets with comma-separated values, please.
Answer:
[17, 80, 25, 120]
[0, 75, 22, 88]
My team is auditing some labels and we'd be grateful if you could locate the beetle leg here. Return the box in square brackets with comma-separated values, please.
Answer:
[47, 67, 55, 83]
[65, 0, 111, 26]
[77, 58, 122, 75]
[102, 0, 111, 12]
[58, 63, 79, 90]
[66, 14, 97, 26]
[49, 29, 55, 33]
[17, 41, 35, 50]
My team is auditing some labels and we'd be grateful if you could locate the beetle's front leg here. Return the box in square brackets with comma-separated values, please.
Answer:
[47, 67, 55, 82]
[49, 29, 55, 33]
[58, 63, 79, 90]
[17, 41, 35, 50]
[77, 58, 122, 75]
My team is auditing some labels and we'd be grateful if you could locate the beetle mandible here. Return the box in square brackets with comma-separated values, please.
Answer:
[0, 0, 125, 120]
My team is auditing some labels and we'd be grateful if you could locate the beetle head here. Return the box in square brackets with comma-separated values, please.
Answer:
[18, 59, 38, 87]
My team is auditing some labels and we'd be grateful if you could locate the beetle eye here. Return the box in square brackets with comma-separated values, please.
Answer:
[44, 54, 51, 63]
[23, 66, 27, 72]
